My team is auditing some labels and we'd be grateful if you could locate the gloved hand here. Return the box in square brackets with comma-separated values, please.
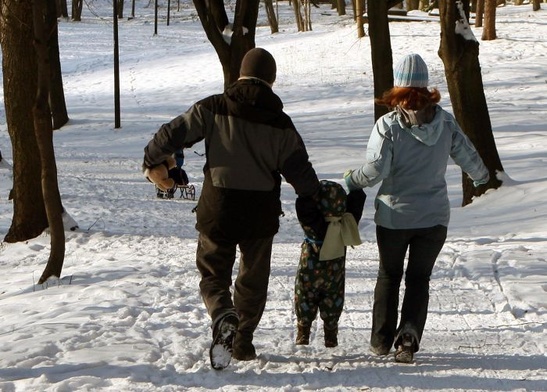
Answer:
[296, 195, 327, 241]
[346, 189, 366, 224]
[343, 170, 360, 192]
[144, 156, 177, 191]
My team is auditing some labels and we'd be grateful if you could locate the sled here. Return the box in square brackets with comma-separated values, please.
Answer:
[156, 183, 196, 201]
[176, 183, 196, 201]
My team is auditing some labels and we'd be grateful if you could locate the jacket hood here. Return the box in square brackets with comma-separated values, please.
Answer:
[224, 79, 284, 123]
[396, 105, 443, 146]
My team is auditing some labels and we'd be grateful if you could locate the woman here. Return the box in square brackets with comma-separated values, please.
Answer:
[344, 53, 490, 363]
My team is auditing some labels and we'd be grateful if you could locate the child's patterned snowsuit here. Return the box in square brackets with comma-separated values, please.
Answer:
[294, 180, 365, 330]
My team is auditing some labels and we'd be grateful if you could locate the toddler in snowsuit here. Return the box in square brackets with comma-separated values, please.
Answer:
[294, 180, 365, 347]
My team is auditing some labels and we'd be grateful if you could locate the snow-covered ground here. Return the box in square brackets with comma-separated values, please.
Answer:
[0, 2, 545, 391]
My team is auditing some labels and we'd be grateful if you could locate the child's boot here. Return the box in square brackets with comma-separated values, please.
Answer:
[296, 323, 311, 345]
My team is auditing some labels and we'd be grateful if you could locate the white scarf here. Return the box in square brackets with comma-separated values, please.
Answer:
[319, 213, 362, 261]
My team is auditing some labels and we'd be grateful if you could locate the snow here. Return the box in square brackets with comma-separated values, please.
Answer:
[0, 2, 546, 391]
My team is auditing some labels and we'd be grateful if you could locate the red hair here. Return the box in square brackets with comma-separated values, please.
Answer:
[375, 87, 441, 111]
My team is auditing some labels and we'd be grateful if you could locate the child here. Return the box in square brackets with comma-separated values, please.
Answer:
[294, 180, 365, 347]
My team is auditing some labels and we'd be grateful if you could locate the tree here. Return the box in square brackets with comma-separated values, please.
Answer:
[292, 0, 312, 32]
[72, 0, 83, 21]
[264, 0, 279, 34]
[356, 0, 365, 38]
[438, 0, 503, 206]
[56, 0, 69, 18]
[47, 0, 70, 130]
[117, 0, 125, 19]
[335, 0, 346, 16]
[32, 0, 66, 284]
[193, 0, 261, 88]
[481, 0, 497, 40]
[475, 0, 484, 28]
[1, 0, 49, 242]
[1, 0, 67, 283]
[367, 0, 398, 121]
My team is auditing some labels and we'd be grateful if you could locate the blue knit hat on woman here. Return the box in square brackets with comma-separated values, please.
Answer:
[393, 53, 429, 88]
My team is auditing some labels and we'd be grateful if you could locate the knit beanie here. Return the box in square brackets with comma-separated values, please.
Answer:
[239, 48, 277, 85]
[393, 53, 429, 88]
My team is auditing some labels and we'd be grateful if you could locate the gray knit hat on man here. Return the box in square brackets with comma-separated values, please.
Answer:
[393, 53, 429, 88]
[239, 48, 277, 85]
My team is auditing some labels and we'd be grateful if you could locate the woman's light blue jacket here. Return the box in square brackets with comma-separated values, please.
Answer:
[347, 105, 490, 229]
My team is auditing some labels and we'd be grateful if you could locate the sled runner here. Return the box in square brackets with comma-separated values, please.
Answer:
[156, 182, 196, 200]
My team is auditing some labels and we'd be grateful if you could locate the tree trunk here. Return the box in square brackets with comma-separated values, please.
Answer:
[407, 0, 420, 10]
[368, 0, 393, 121]
[47, 0, 70, 130]
[292, 0, 305, 31]
[336, 0, 346, 16]
[482, 0, 497, 40]
[0, 0, 49, 242]
[56, 0, 68, 18]
[72, 0, 83, 21]
[356, 0, 365, 37]
[117, 0, 125, 19]
[438, 0, 503, 206]
[475, 0, 484, 28]
[192, 0, 260, 89]
[209, 0, 230, 31]
[32, 0, 66, 284]
[230, 0, 261, 79]
[265, 0, 279, 33]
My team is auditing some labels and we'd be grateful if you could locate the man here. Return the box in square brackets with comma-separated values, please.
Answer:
[143, 48, 321, 370]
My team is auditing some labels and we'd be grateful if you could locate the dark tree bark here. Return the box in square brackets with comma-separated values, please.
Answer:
[47, 0, 70, 130]
[56, 0, 68, 18]
[208, 0, 230, 31]
[72, 0, 83, 21]
[1, 0, 49, 242]
[117, 0, 125, 19]
[32, 0, 66, 284]
[368, 0, 393, 121]
[193, 0, 260, 89]
[438, 0, 503, 206]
